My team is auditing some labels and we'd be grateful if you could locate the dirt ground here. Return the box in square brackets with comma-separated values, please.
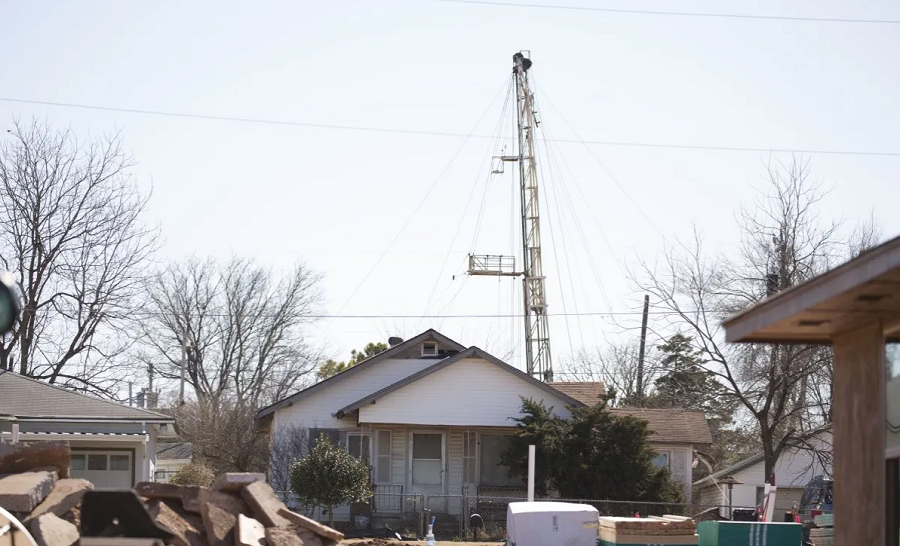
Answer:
[341, 538, 502, 546]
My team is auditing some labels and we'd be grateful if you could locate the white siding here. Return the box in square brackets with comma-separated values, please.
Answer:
[358, 358, 574, 426]
[274, 358, 440, 431]
[697, 431, 832, 511]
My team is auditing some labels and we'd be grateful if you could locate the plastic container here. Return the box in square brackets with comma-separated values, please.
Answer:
[426, 515, 436, 546]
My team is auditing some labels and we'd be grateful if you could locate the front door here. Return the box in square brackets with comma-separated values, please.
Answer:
[410, 432, 445, 500]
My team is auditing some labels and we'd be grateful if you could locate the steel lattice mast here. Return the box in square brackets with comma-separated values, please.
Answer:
[468, 51, 552, 381]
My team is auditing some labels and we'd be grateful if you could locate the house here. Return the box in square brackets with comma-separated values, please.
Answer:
[256, 329, 712, 521]
[154, 441, 193, 483]
[722, 233, 900, 545]
[0, 370, 176, 487]
[694, 427, 832, 513]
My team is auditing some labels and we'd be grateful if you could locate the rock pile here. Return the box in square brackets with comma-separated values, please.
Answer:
[0, 442, 343, 546]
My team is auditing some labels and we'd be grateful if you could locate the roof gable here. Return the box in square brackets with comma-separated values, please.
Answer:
[337, 346, 583, 416]
[0, 371, 173, 422]
[256, 329, 466, 420]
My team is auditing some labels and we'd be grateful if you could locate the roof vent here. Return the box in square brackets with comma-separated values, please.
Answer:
[422, 341, 438, 357]
[388, 336, 404, 347]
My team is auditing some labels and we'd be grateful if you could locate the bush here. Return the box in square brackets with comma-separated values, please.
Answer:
[169, 462, 215, 486]
[291, 435, 371, 526]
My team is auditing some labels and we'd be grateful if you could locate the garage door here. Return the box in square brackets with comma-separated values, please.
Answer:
[70, 451, 133, 488]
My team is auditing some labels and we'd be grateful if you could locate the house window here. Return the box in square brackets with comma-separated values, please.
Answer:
[110, 455, 130, 471]
[652, 451, 671, 471]
[421, 342, 438, 357]
[463, 432, 476, 485]
[347, 433, 371, 465]
[308, 428, 341, 452]
[412, 433, 443, 486]
[71, 454, 86, 471]
[479, 434, 523, 487]
[376, 430, 391, 483]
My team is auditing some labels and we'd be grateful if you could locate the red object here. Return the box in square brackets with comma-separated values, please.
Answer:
[810, 510, 822, 517]
[634, 513, 640, 518]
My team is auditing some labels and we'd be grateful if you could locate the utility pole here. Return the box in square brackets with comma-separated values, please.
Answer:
[468, 51, 553, 382]
[636, 294, 650, 406]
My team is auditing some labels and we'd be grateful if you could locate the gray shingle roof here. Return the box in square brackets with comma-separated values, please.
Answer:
[609, 407, 713, 445]
[0, 371, 174, 421]
[549, 382, 607, 405]
[156, 441, 193, 461]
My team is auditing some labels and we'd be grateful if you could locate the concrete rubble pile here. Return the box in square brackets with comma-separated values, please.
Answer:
[598, 515, 699, 546]
[0, 441, 344, 546]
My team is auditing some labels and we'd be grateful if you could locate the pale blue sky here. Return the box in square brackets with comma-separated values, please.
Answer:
[2, 0, 899, 378]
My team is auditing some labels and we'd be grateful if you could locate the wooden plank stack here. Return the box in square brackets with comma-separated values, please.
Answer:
[809, 513, 834, 546]
[598, 515, 699, 546]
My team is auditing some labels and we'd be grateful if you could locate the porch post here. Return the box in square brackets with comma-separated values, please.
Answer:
[833, 321, 885, 545]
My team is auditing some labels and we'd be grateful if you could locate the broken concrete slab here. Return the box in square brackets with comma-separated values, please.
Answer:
[30, 512, 78, 546]
[240, 481, 288, 527]
[145, 499, 205, 546]
[235, 513, 266, 546]
[277, 508, 344, 542]
[212, 473, 265, 493]
[24, 479, 92, 524]
[201, 502, 237, 546]
[195, 488, 248, 517]
[265, 524, 323, 546]
[0, 471, 57, 513]
[135, 482, 197, 501]
[0, 442, 70, 478]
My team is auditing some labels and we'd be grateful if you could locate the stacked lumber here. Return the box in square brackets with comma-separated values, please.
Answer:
[808, 513, 834, 546]
[0, 441, 343, 546]
[598, 515, 699, 546]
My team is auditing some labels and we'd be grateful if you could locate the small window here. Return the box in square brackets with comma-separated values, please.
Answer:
[110, 455, 130, 471]
[421, 342, 438, 357]
[651, 451, 670, 470]
[88, 454, 107, 471]
[376, 430, 391, 483]
[347, 433, 371, 464]
[71, 454, 86, 471]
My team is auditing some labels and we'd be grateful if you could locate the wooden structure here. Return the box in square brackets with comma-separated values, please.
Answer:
[723, 234, 900, 546]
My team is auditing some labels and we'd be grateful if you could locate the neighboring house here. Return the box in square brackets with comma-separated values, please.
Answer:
[0, 371, 176, 487]
[257, 329, 712, 521]
[154, 441, 193, 483]
[694, 428, 832, 513]
[548, 383, 713, 502]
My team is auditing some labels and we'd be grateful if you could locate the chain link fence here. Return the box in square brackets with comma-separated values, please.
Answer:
[276, 490, 828, 541]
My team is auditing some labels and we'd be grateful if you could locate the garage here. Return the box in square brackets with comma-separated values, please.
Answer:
[70, 450, 135, 488]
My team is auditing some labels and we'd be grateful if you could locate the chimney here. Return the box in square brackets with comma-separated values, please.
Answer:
[388, 336, 403, 347]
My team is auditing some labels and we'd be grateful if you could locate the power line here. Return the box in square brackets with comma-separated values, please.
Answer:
[433, 0, 900, 25]
[2, 96, 898, 157]
[128, 309, 689, 319]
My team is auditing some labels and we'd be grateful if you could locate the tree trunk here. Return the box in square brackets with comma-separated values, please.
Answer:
[328, 502, 333, 527]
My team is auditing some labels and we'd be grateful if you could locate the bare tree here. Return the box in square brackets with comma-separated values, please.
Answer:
[631, 156, 880, 479]
[0, 119, 158, 395]
[140, 256, 323, 408]
[170, 398, 270, 475]
[270, 422, 310, 493]
[562, 339, 659, 406]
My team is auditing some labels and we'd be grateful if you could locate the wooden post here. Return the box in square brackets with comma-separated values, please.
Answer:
[833, 321, 885, 546]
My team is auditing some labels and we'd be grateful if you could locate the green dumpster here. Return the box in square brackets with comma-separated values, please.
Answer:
[697, 521, 802, 546]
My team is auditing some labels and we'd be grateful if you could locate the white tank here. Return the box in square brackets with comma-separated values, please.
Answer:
[506, 501, 599, 546]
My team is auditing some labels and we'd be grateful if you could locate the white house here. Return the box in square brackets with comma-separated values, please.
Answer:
[0, 370, 176, 487]
[154, 441, 193, 483]
[257, 329, 712, 521]
[694, 428, 832, 514]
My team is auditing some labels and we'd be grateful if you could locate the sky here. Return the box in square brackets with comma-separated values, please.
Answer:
[1, 0, 899, 383]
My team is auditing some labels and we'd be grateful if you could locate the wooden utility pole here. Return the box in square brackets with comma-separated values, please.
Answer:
[636, 294, 650, 406]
